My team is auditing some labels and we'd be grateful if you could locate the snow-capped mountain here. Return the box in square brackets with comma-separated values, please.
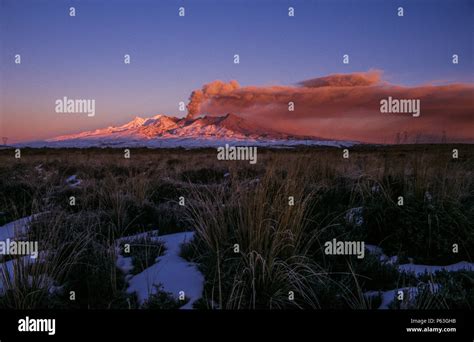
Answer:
[26, 113, 354, 148]
[49, 114, 180, 141]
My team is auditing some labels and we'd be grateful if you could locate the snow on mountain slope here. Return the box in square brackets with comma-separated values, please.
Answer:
[49, 114, 179, 141]
[25, 113, 355, 148]
[170, 113, 290, 140]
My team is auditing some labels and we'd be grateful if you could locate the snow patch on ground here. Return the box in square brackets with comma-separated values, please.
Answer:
[119, 231, 204, 309]
[365, 244, 398, 264]
[364, 288, 415, 310]
[345, 207, 364, 227]
[365, 244, 384, 255]
[364, 243, 474, 308]
[399, 261, 474, 276]
[365, 244, 474, 273]
[365, 287, 418, 310]
[116, 254, 134, 276]
[0, 214, 57, 294]
[365, 283, 440, 310]
[66, 175, 82, 188]
[0, 214, 39, 240]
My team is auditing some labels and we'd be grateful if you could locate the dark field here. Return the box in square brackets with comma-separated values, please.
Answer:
[0, 145, 473, 309]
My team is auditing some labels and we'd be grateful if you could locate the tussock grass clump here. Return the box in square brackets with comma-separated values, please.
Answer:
[0, 212, 90, 309]
[184, 159, 332, 309]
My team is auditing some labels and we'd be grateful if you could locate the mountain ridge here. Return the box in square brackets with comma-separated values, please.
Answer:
[29, 113, 355, 148]
[49, 113, 315, 141]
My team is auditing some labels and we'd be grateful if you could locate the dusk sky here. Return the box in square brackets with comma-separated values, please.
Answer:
[1, 0, 473, 142]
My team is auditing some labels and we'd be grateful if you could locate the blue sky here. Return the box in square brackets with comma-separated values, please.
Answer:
[1, 0, 472, 141]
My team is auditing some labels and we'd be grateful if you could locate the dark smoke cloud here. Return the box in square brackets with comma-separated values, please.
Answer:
[186, 71, 474, 143]
[186, 80, 239, 118]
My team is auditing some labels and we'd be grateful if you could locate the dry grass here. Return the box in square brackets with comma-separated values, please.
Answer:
[0, 145, 472, 309]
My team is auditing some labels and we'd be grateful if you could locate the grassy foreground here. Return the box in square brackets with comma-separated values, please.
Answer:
[0, 145, 472, 309]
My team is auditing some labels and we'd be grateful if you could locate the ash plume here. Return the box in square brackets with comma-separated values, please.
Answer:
[184, 71, 474, 143]
[186, 80, 240, 118]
